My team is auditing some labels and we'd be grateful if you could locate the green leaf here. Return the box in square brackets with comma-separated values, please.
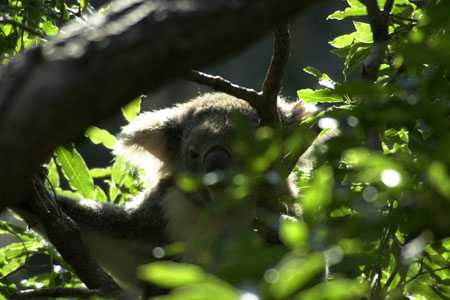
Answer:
[343, 43, 371, 79]
[303, 67, 336, 88]
[90, 167, 111, 178]
[0, 241, 43, 277]
[302, 166, 334, 222]
[330, 33, 357, 49]
[46, 158, 60, 188]
[55, 146, 95, 198]
[122, 97, 142, 122]
[428, 162, 450, 198]
[279, 218, 308, 249]
[0, 281, 16, 300]
[343, 148, 404, 186]
[139, 262, 206, 288]
[95, 186, 108, 202]
[269, 253, 325, 299]
[297, 89, 342, 103]
[353, 22, 373, 44]
[80, 0, 88, 12]
[85, 126, 116, 150]
[294, 279, 368, 300]
[327, 0, 366, 20]
[153, 281, 238, 300]
[40, 20, 58, 36]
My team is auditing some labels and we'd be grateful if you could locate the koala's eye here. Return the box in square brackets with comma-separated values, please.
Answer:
[188, 148, 200, 159]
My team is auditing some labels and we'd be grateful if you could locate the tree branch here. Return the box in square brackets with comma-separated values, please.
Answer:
[260, 24, 290, 124]
[362, 0, 395, 81]
[15, 174, 121, 292]
[187, 70, 263, 104]
[187, 24, 291, 125]
[0, 0, 316, 210]
[11, 288, 106, 300]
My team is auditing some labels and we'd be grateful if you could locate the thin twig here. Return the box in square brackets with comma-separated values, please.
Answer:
[0, 17, 47, 39]
[11, 287, 106, 300]
[405, 265, 450, 284]
[187, 70, 263, 104]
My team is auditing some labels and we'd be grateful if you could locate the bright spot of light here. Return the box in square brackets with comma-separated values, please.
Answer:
[152, 247, 165, 259]
[318, 117, 339, 130]
[319, 79, 336, 89]
[53, 265, 62, 273]
[264, 268, 279, 283]
[362, 186, 378, 202]
[346, 116, 359, 127]
[240, 291, 259, 300]
[304, 103, 319, 114]
[381, 169, 402, 187]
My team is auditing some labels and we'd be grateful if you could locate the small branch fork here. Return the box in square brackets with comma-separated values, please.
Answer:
[187, 24, 290, 126]
[362, 0, 395, 81]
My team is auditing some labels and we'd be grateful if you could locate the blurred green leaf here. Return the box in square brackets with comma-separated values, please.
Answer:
[280, 218, 308, 249]
[139, 261, 206, 288]
[294, 279, 368, 300]
[428, 162, 450, 198]
[153, 281, 238, 300]
[269, 253, 325, 299]
[302, 166, 334, 221]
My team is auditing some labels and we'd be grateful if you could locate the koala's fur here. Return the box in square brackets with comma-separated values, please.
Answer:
[39, 93, 310, 293]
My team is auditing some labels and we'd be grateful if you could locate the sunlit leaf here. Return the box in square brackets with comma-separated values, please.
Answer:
[297, 89, 342, 103]
[85, 126, 117, 150]
[139, 262, 206, 288]
[55, 146, 95, 198]
[122, 97, 142, 122]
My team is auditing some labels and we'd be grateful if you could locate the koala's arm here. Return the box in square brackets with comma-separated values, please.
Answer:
[55, 196, 132, 232]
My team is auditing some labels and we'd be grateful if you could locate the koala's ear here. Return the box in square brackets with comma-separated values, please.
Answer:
[115, 107, 182, 164]
[277, 97, 317, 127]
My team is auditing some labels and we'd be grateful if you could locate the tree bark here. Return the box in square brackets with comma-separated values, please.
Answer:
[0, 0, 316, 209]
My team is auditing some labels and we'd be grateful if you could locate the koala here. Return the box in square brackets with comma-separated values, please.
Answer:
[33, 93, 312, 293]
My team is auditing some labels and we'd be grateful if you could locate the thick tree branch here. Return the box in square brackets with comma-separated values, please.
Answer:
[11, 287, 105, 300]
[362, 0, 395, 81]
[260, 24, 290, 124]
[17, 175, 121, 292]
[0, 0, 316, 210]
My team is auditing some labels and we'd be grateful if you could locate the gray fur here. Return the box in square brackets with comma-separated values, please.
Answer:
[41, 93, 311, 292]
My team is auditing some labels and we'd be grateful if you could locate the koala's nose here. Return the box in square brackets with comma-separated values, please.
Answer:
[203, 146, 232, 173]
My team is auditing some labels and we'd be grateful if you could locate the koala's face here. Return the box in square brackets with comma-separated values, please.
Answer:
[117, 92, 305, 204]
[179, 113, 251, 175]
[118, 93, 258, 184]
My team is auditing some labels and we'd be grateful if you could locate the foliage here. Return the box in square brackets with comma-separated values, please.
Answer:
[1, 0, 450, 300]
